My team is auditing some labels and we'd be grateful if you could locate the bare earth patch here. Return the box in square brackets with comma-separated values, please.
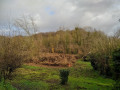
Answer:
[25, 53, 78, 68]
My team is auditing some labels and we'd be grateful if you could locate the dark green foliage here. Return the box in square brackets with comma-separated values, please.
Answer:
[89, 53, 112, 77]
[112, 48, 120, 89]
[0, 73, 3, 82]
[59, 69, 69, 85]
[112, 49, 120, 79]
[91, 59, 98, 71]
[89, 54, 98, 70]
[114, 81, 120, 90]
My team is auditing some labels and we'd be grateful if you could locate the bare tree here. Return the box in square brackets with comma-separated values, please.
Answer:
[114, 29, 120, 38]
[14, 15, 38, 36]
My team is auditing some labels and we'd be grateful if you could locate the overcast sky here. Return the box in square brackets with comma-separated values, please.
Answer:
[0, 0, 120, 35]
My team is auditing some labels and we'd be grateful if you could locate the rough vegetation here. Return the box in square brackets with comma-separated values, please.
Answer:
[5, 60, 115, 90]
[0, 23, 120, 89]
[0, 36, 24, 79]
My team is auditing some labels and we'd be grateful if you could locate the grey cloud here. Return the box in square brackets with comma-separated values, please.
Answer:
[0, 0, 120, 35]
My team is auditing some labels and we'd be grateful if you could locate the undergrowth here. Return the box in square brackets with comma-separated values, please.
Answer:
[6, 60, 115, 90]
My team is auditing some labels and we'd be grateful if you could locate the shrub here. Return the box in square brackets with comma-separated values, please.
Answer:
[112, 48, 120, 89]
[0, 37, 24, 79]
[59, 69, 69, 85]
[112, 48, 120, 79]
[89, 53, 112, 77]
[89, 53, 98, 70]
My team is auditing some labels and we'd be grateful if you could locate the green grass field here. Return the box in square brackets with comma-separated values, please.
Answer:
[2, 60, 115, 90]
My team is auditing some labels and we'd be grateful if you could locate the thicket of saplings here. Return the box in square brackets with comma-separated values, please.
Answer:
[37, 28, 120, 78]
[0, 26, 120, 86]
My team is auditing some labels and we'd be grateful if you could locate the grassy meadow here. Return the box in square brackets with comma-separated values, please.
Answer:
[0, 60, 114, 90]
